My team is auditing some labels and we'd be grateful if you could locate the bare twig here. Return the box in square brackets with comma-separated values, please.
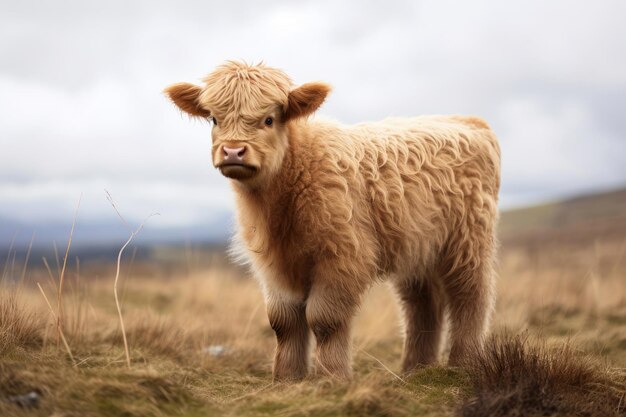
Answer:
[37, 282, 76, 366]
[52, 241, 61, 278]
[114, 230, 136, 368]
[19, 232, 35, 286]
[121, 247, 138, 305]
[56, 194, 82, 349]
[106, 189, 158, 368]
[238, 301, 264, 345]
[358, 348, 407, 384]
[42, 258, 58, 294]
[105, 190, 131, 231]
[74, 256, 81, 293]
[41, 256, 58, 350]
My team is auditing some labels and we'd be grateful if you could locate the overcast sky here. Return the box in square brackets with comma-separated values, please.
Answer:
[1, 0, 625, 233]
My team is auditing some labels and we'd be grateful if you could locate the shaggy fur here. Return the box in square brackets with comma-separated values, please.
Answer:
[165, 61, 501, 380]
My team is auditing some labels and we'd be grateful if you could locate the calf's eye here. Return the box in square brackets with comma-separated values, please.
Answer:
[212, 117, 217, 125]
[264, 117, 273, 126]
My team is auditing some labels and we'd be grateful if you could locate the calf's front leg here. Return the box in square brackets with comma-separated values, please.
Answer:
[305, 282, 361, 381]
[267, 296, 310, 381]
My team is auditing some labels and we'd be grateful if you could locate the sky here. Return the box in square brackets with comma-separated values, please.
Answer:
[1, 0, 625, 242]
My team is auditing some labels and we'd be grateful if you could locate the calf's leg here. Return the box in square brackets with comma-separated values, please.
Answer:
[394, 276, 445, 372]
[441, 236, 496, 366]
[267, 296, 310, 381]
[306, 281, 362, 380]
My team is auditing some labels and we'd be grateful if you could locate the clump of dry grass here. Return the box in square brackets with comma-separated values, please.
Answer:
[0, 294, 42, 354]
[105, 313, 190, 359]
[458, 334, 626, 417]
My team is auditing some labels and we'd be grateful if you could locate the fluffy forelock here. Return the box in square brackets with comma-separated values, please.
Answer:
[199, 61, 293, 125]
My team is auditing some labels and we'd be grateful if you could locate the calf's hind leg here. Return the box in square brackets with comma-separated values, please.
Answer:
[394, 276, 445, 372]
[441, 238, 496, 366]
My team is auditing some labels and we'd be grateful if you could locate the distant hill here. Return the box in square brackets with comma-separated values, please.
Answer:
[0, 211, 233, 265]
[0, 212, 233, 249]
[498, 187, 626, 247]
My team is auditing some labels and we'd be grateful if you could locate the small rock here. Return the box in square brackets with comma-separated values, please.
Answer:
[8, 391, 40, 408]
[203, 345, 227, 356]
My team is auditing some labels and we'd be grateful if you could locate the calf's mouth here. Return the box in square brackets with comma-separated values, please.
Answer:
[218, 163, 258, 180]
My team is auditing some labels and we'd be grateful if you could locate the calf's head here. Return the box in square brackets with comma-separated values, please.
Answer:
[164, 61, 331, 186]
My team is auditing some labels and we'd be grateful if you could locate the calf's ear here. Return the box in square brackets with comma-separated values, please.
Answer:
[284, 82, 331, 121]
[163, 83, 211, 117]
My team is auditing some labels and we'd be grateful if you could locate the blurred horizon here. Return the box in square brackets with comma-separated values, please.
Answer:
[3, 184, 625, 252]
[2, 0, 625, 247]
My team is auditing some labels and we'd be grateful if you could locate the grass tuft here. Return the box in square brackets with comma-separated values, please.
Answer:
[458, 334, 626, 417]
[0, 294, 42, 354]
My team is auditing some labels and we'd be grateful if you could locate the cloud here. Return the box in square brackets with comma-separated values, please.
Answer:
[1, 0, 625, 230]
[497, 95, 625, 206]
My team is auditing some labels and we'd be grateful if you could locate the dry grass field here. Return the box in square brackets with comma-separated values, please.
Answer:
[1, 189, 625, 416]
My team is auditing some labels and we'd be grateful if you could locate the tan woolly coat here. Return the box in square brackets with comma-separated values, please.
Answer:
[234, 116, 500, 297]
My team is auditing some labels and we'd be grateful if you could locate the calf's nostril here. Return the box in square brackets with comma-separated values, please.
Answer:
[237, 148, 246, 158]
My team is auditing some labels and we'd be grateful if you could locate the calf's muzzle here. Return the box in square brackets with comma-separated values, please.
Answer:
[222, 146, 247, 164]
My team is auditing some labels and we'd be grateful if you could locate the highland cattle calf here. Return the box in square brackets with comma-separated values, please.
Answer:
[165, 61, 500, 381]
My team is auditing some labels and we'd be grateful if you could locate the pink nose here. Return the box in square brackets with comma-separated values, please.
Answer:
[223, 146, 246, 163]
